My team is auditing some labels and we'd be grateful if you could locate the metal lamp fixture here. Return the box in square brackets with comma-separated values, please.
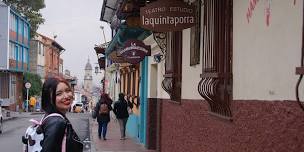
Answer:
[95, 65, 102, 74]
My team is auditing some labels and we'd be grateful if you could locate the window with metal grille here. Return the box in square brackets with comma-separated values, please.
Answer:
[190, 0, 201, 66]
[162, 31, 182, 101]
[198, 0, 233, 120]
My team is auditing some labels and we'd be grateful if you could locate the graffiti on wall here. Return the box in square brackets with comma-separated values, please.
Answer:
[246, 0, 296, 27]
[265, 0, 271, 26]
[246, 0, 259, 24]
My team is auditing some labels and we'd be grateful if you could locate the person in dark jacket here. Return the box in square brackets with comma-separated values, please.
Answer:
[41, 76, 83, 152]
[113, 93, 133, 140]
[94, 93, 113, 140]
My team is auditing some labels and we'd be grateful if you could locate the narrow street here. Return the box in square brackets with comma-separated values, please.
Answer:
[0, 113, 91, 152]
[0, 112, 152, 152]
[0, 116, 34, 152]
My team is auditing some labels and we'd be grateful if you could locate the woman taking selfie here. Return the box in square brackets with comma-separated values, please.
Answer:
[41, 76, 83, 152]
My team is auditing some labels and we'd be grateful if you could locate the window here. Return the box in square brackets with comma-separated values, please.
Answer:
[19, 20, 23, 35]
[24, 24, 28, 39]
[15, 45, 18, 61]
[42, 44, 45, 56]
[9, 14, 13, 30]
[198, 0, 233, 119]
[162, 31, 182, 101]
[19, 47, 23, 61]
[0, 73, 9, 98]
[23, 48, 28, 63]
[9, 42, 15, 60]
[165, 33, 173, 73]
[9, 14, 16, 31]
[38, 43, 41, 55]
[10, 75, 16, 100]
[190, 0, 201, 66]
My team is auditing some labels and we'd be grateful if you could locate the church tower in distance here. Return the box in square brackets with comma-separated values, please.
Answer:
[84, 58, 93, 93]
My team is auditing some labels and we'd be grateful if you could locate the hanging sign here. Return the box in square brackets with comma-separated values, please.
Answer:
[119, 39, 151, 65]
[140, 0, 196, 32]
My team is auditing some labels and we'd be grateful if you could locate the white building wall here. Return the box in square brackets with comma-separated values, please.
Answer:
[181, 28, 203, 99]
[144, 35, 170, 99]
[143, 0, 303, 101]
[233, 0, 303, 100]
[0, 3, 9, 70]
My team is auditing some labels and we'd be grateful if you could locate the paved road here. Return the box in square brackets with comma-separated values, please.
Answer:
[0, 112, 91, 152]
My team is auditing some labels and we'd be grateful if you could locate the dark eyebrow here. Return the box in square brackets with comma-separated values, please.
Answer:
[56, 90, 63, 94]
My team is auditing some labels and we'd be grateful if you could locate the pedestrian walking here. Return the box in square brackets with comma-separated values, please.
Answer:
[40, 76, 83, 152]
[94, 93, 113, 140]
[113, 93, 133, 140]
[29, 96, 36, 112]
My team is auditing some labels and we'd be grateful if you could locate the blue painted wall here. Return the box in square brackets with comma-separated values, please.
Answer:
[125, 57, 148, 146]
[139, 57, 148, 145]
[8, 9, 30, 72]
[126, 114, 139, 140]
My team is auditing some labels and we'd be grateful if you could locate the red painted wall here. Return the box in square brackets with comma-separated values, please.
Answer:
[158, 99, 304, 152]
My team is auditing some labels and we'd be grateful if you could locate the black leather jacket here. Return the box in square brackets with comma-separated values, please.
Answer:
[113, 99, 133, 119]
[41, 115, 83, 152]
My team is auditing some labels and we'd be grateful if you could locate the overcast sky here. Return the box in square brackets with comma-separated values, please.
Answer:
[37, 0, 111, 86]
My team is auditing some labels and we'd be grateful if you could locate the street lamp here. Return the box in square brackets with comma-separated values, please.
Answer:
[100, 25, 107, 43]
[70, 77, 77, 91]
[95, 64, 105, 93]
[94, 66, 102, 74]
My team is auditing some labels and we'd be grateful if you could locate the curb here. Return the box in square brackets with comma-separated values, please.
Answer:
[3, 116, 16, 122]
[89, 118, 97, 152]
[30, 112, 44, 115]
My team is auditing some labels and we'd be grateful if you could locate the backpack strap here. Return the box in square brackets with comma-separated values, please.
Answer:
[42, 113, 64, 123]
[28, 113, 64, 126]
[61, 128, 67, 152]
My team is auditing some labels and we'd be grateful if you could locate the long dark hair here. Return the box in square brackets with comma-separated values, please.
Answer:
[41, 76, 72, 114]
[118, 93, 125, 101]
[100, 93, 113, 104]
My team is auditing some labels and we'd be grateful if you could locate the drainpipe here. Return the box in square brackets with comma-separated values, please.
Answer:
[295, 1, 304, 111]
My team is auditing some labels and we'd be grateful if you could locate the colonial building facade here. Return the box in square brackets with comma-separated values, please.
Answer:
[42, 34, 65, 78]
[100, 0, 304, 151]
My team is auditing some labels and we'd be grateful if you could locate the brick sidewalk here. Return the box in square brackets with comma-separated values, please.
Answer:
[90, 118, 155, 152]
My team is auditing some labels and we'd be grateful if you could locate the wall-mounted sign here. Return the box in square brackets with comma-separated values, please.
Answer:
[140, 0, 196, 32]
[120, 39, 151, 64]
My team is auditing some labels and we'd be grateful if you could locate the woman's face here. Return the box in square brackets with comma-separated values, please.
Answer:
[55, 82, 73, 113]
